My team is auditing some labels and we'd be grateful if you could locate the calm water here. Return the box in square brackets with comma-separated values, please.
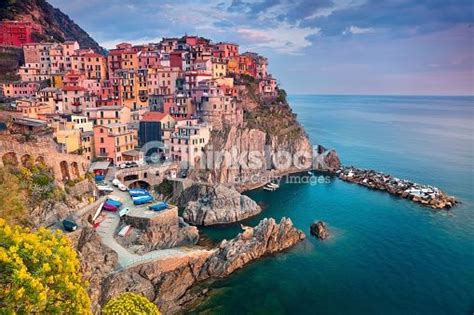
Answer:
[192, 95, 474, 315]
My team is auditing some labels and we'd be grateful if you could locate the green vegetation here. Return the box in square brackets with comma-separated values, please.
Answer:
[102, 292, 160, 315]
[154, 179, 173, 197]
[0, 219, 92, 313]
[0, 162, 64, 226]
[276, 88, 288, 104]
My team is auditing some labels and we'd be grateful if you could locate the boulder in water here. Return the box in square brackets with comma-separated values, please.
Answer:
[310, 221, 329, 240]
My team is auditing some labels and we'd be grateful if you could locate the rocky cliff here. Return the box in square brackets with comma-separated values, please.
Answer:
[100, 217, 305, 313]
[181, 183, 262, 226]
[199, 100, 314, 190]
[0, 0, 106, 54]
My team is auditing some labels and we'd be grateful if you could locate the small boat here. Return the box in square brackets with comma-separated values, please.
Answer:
[263, 184, 276, 191]
[119, 207, 130, 217]
[267, 182, 279, 189]
[118, 225, 132, 237]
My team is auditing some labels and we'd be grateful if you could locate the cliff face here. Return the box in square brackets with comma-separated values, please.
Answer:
[182, 183, 262, 226]
[100, 217, 305, 313]
[0, 0, 106, 54]
[200, 100, 313, 190]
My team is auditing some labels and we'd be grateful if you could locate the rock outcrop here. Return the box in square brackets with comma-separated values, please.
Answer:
[337, 166, 458, 209]
[117, 206, 199, 254]
[192, 90, 314, 190]
[310, 221, 329, 240]
[314, 145, 341, 171]
[67, 226, 118, 311]
[181, 183, 262, 226]
[100, 217, 305, 313]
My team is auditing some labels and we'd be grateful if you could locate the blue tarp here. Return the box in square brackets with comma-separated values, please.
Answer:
[106, 199, 122, 207]
[132, 195, 154, 205]
[129, 189, 150, 197]
[149, 202, 168, 211]
[95, 175, 105, 182]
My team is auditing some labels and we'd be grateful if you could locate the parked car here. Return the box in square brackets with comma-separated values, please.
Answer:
[119, 161, 139, 169]
[132, 195, 154, 205]
[149, 202, 168, 211]
[112, 178, 121, 187]
[96, 184, 113, 192]
[118, 183, 128, 191]
[62, 219, 77, 232]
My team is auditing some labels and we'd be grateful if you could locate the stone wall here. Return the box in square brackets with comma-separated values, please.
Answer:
[0, 134, 89, 181]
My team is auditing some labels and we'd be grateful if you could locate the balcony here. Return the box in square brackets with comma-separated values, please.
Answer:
[71, 101, 81, 106]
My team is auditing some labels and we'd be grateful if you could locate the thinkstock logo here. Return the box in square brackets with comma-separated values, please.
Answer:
[139, 141, 333, 185]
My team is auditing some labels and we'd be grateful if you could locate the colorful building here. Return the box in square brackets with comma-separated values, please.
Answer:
[93, 123, 138, 164]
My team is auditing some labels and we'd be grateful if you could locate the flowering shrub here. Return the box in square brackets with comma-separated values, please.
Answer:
[0, 219, 91, 313]
[102, 292, 160, 315]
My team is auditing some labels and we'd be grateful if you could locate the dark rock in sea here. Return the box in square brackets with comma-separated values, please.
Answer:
[310, 221, 329, 240]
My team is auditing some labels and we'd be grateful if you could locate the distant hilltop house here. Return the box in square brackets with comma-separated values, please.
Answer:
[0, 20, 43, 47]
[0, 33, 282, 167]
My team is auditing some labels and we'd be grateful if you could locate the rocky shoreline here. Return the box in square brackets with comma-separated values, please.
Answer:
[99, 217, 305, 314]
[336, 166, 458, 209]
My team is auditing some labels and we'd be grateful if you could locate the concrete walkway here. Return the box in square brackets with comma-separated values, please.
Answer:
[94, 175, 207, 269]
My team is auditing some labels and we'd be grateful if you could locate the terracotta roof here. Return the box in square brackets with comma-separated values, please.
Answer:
[142, 112, 171, 122]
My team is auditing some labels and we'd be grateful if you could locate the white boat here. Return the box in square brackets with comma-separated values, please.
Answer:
[263, 184, 276, 191]
[119, 207, 130, 217]
[267, 182, 279, 189]
[118, 225, 131, 237]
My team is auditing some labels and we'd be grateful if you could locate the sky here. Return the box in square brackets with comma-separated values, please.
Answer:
[49, 0, 474, 95]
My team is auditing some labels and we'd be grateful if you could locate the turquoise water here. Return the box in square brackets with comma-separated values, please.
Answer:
[192, 95, 474, 315]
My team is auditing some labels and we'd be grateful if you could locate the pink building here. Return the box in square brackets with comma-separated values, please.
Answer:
[93, 123, 137, 164]
[214, 42, 239, 58]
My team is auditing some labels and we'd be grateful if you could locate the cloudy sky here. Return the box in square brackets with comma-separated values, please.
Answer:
[49, 0, 474, 95]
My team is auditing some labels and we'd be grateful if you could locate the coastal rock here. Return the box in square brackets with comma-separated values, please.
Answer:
[100, 217, 305, 313]
[314, 145, 341, 171]
[182, 183, 262, 226]
[310, 221, 329, 240]
[337, 166, 458, 209]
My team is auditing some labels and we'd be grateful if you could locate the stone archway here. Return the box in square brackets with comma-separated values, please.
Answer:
[21, 154, 33, 168]
[70, 162, 80, 179]
[2, 152, 18, 167]
[60, 160, 70, 181]
[128, 180, 151, 189]
[124, 174, 139, 182]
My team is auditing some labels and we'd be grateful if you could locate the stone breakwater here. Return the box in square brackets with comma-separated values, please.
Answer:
[336, 166, 457, 209]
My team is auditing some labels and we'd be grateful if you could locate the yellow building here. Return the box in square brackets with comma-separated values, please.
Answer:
[211, 57, 227, 78]
[51, 74, 63, 88]
[55, 128, 82, 154]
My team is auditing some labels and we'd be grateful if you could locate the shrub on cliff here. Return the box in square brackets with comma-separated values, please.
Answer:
[102, 292, 160, 315]
[0, 219, 91, 313]
[0, 167, 27, 225]
[0, 164, 65, 225]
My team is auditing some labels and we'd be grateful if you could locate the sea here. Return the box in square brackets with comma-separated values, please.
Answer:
[191, 95, 474, 315]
